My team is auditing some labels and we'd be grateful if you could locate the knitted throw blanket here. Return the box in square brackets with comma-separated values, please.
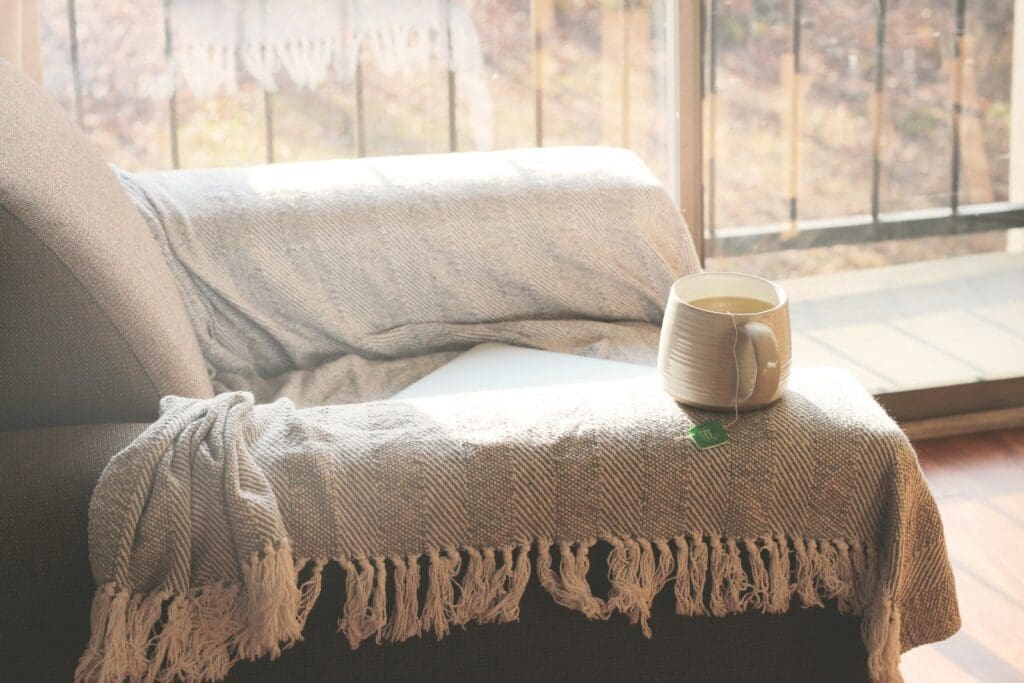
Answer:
[77, 370, 958, 682]
[81, 148, 957, 681]
[119, 148, 700, 408]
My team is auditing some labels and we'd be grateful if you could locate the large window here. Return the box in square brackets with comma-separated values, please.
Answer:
[697, 1, 1023, 431]
[39, 0, 1024, 427]
[38, 0, 675, 177]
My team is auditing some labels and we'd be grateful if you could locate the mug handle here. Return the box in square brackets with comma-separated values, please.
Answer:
[739, 321, 781, 405]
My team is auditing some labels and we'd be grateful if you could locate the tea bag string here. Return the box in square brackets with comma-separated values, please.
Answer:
[727, 312, 741, 427]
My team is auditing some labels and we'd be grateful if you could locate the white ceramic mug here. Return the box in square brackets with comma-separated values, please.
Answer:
[657, 272, 791, 411]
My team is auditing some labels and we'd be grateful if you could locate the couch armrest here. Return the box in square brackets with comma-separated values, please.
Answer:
[0, 423, 148, 681]
[124, 147, 698, 322]
[119, 147, 699, 403]
[0, 61, 213, 431]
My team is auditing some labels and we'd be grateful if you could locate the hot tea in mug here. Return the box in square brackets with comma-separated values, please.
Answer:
[658, 272, 791, 411]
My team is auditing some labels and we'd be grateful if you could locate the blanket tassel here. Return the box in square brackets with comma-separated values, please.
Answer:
[76, 535, 893, 683]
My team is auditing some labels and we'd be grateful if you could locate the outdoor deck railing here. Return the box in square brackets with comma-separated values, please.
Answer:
[703, 0, 1024, 256]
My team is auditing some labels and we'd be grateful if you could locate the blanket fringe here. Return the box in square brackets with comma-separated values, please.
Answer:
[419, 548, 462, 640]
[606, 538, 674, 636]
[337, 557, 387, 648]
[382, 554, 421, 642]
[75, 534, 900, 682]
[536, 538, 609, 620]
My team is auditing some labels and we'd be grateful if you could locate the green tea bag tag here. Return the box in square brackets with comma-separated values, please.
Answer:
[689, 420, 729, 450]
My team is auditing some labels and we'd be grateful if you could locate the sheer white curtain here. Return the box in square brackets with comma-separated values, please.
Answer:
[0, 0, 41, 81]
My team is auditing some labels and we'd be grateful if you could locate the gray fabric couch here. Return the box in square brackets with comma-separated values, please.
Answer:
[0, 59, 870, 681]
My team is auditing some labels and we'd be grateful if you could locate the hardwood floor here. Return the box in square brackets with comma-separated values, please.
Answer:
[899, 428, 1024, 682]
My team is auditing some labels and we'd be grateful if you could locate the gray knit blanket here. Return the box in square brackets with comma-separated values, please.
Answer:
[119, 148, 697, 406]
[78, 149, 958, 681]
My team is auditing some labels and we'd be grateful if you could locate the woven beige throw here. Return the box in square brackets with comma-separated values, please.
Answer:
[81, 148, 957, 681]
[77, 370, 958, 682]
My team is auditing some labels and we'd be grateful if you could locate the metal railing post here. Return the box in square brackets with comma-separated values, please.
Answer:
[162, 0, 180, 169]
[260, 0, 275, 163]
[870, 0, 886, 223]
[705, 0, 716, 243]
[951, 0, 967, 217]
[445, 0, 457, 152]
[530, 0, 550, 147]
[785, 0, 801, 232]
[355, 62, 366, 157]
[65, 0, 84, 129]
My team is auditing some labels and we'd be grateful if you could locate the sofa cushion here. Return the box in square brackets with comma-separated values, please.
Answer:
[0, 58, 212, 429]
